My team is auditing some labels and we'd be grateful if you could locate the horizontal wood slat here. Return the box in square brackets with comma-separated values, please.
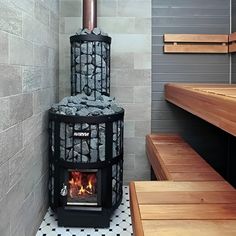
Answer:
[134, 181, 234, 193]
[137, 191, 236, 204]
[229, 32, 236, 42]
[164, 34, 228, 43]
[142, 220, 236, 236]
[140, 204, 236, 220]
[229, 33, 236, 53]
[164, 44, 228, 54]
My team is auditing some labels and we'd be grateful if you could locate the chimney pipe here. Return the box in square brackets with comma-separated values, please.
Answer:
[83, 0, 97, 31]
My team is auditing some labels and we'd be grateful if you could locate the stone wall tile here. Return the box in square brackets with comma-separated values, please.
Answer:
[22, 112, 45, 147]
[0, 64, 22, 97]
[35, 0, 50, 26]
[9, 35, 33, 65]
[0, 31, 8, 63]
[124, 121, 135, 138]
[98, 17, 135, 33]
[135, 120, 151, 137]
[98, 0, 117, 17]
[64, 17, 82, 34]
[9, 150, 23, 188]
[9, 0, 34, 15]
[34, 45, 49, 66]
[11, 192, 33, 236]
[124, 137, 145, 155]
[0, 197, 10, 236]
[123, 154, 135, 170]
[0, 3, 22, 36]
[22, 14, 47, 45]
[0, 124, 23, 166]
[122, 103, 151, 121]
[60, 0, 82, 17]
[134, 53, 151, 70]
[9, 93, 33, 126]
[110, 86, 134, 103]
[111, 69, 151, 87]
[111, 33, 151, 54]
[0, 162, 9, 200]
[134, 86, 151, 103]
[22, 66, 42, 92]
[0, 97, 10, 132]
[111, 53, 134, 69]
[134, 17, 151, 34]
[33, 88, 53, 114]
[50, 10, 59, 33]
[118, 0, 151, 17]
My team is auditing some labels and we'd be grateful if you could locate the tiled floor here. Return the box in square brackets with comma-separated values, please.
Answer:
[36, 186, 133, 236]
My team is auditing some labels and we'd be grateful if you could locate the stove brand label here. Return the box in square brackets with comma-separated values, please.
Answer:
[73, 131, 90, 139]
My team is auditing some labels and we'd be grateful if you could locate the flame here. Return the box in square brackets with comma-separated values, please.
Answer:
[68, 171, 96, 198]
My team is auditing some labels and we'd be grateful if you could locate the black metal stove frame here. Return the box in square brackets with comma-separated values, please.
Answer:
[48, 110, 124, 227]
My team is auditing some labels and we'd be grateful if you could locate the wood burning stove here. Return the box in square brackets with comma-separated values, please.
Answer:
[48, 0, 124, 228]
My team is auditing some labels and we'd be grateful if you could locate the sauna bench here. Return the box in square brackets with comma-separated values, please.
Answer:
[146, 134, 224, 181]
[165, 83, 236, 136]
[130, 181, 236, 236]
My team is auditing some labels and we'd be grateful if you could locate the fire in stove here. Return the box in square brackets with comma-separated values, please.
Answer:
[67, 170, 98, 205]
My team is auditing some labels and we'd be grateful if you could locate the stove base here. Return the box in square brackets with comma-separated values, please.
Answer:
[57, 207, 111, 228]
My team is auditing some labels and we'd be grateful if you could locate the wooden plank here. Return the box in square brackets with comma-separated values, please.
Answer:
[129, 182, 144, 236]
[134, 181, 234, 193]
[229, 44, 236, 53]
[164, 44, 228, 54]
[166, 164, 217, 173]
[170, 172, 223, 181]
[137, 191, 236, 204]
[139, 204, 236, 220]
[229, 32, 236, 42]
[146, 135, 170, 180]
[142, 220, 236, 236]
[164, 34, 228, 43]
[148, 133, 184, 143]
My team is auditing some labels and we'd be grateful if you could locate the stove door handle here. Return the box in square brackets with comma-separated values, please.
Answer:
[60, 183, 68, 197]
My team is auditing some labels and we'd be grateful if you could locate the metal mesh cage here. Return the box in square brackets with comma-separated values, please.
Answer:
[112, 159, 123, 206]
[70, 35, 111, 99]
[49, 111, 124, 163]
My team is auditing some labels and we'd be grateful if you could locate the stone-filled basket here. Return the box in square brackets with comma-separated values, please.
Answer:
[70, 34, 111, 99]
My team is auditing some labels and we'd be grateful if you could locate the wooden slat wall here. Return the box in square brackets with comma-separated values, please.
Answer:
[152, 0, 231, 179]
[152, 0, 230, 132]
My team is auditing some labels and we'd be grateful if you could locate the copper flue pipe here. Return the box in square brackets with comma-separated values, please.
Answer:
[83, 0, 97, 31]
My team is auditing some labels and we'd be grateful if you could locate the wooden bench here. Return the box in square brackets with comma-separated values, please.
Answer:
[146, 134, 224, 181]
[130, 181, 236, 236]
[129, 133, 236, 235]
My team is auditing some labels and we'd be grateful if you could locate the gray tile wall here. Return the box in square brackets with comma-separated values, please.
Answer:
[59, 0, 151, 183]
[0, 1, 59, 236]
[152, 0, 231, 174]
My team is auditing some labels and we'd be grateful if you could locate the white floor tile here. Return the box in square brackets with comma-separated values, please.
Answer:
[37, 186, 133, 236]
